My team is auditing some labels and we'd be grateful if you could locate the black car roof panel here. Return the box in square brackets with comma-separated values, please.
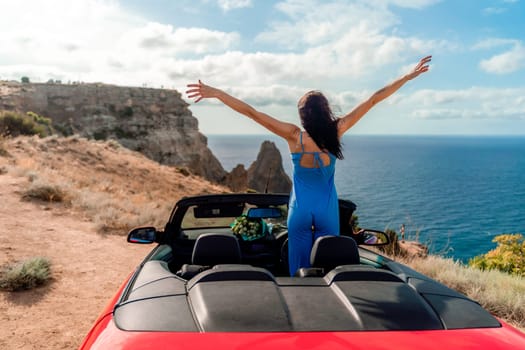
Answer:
[114, 261, 501, 333]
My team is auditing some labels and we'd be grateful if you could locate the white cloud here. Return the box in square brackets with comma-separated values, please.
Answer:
[258, 1, 399, 48]
[127, 23, 240, 54]
[169, 50, 312, 87]
[1, 0, 522, 136]
[0, 1, 141, 81]
[482, 0, 519, 15]
[472, 38, 519, 50]
[406, 87, 525, 120]
[479, 43, 525, 74]
[0, 0, 442, 91]
[217, 0, 253, 11]
[382, 0, 442, 9]
[252, 0, 446, 84]
[168, 38, 425, 94]
[0, 0, 240, 86]
[258, 0, 441, 48]
[228, 84, 306, 106]
[483, 7, 507, 15]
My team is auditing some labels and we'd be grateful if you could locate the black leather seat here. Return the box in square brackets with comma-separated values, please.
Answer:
[295, 235, 360, 277]
[177, 233, 241, 279]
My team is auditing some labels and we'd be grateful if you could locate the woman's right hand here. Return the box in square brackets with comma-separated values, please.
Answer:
[406, 55, 432, 80]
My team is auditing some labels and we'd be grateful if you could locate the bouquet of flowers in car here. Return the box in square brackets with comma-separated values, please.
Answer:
[231, 215, 266, 241]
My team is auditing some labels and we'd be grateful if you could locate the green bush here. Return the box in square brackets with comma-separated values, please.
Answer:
[0, 257, 51, 291]
[118, 106, 134, 118]
[469, 233, 525, 277]
[93, 130, 108, 140]
[378, 228, 402, 256]
[26, 111, 54, 135]
[350, 214, 359, 232]
[0, 111, 53, 137]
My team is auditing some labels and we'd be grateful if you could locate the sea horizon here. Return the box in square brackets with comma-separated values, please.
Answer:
[207, 134, 525, 263]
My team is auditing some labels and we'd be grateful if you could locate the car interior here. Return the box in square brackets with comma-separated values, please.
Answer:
[131, 195, 364, 277]
[119, 195, 501, 333]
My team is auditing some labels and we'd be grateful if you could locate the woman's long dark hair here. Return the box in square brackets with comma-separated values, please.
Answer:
[298, 91, 343, 159]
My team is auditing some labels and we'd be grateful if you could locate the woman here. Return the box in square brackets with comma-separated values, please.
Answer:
[186, 55, 431, 275]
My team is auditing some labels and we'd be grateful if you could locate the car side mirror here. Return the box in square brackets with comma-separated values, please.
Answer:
[354, 229, 390, 246]
[127, 227, 157, 244]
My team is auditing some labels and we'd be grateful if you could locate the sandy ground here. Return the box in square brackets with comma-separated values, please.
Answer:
[0, 173, 151, 349]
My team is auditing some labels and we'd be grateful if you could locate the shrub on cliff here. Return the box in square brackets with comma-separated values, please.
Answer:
[26, 111, 54, 135]
[469, 233, 525, 277]
[0, 257, 51, 291]
[0, 111, 53, 137]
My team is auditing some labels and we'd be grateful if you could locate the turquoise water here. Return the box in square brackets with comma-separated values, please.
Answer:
[207, 134, 525, 262]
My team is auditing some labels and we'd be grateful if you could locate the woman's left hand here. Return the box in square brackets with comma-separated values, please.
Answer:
[406, 55, 432, 80]
[186, 80, 218, 103]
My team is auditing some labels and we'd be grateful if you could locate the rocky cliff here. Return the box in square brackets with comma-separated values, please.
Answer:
[0, 81, 292, 192]
[0, 81, 226, 182]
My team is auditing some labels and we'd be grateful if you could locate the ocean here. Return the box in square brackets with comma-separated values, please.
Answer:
[207, 134, 525, 262]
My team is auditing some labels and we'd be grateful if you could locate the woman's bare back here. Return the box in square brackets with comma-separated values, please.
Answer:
[288, 131, 332, 168]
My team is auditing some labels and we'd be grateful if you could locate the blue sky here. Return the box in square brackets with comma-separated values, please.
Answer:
[1, 0, 524, 135]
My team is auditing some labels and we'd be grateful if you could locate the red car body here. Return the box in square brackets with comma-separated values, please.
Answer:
[80, 276, 525, 350]
[79, 194, 525, 350]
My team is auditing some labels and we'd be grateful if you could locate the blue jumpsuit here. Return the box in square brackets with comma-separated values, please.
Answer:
[287, 132, 339, 276]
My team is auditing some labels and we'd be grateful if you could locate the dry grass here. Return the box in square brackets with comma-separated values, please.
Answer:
[399, 255, 525, 330]
[0, 257, 51, 291]
[2, 135, 229, 234]
[22, 182, 69, 202]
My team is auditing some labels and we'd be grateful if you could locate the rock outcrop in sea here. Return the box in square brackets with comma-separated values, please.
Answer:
[224, 141, 292, 193]
[247, 141, 292, 193]
[0, 81, 291, 192]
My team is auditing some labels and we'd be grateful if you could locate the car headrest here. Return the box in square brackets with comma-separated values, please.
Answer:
[310, 235, 359, 271]
[192, 233, 241, 266]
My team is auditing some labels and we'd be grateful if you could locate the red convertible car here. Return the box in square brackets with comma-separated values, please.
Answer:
[80, 193, 525, 349]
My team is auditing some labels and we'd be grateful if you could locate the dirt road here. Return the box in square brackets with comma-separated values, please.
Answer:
[0, 173, 150, 349]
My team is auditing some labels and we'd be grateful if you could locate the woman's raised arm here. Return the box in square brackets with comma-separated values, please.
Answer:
[337, 55, 431, 137]
[186, 80, 299, 141]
